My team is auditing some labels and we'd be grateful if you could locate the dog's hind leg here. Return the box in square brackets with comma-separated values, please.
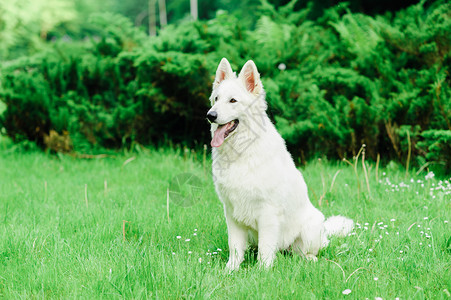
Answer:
[292, 232, 321, 262]
[292, 222, 325, 262]
[291, 207, 326, 261]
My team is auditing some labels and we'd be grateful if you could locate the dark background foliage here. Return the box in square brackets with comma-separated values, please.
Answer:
[0, 0, 450, 171]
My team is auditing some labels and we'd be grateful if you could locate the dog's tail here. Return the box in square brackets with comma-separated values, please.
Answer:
[324, 215, 354, 238]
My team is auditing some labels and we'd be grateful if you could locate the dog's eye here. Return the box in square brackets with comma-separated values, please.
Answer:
[215, 96, 218, 102]
[229, 98, 237, 103]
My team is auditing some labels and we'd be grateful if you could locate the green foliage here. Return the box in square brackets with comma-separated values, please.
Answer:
[0, 1, 450, 169]
[0, 14, 214, 150]
[0, 0, 76, 60]
[0, 71, 52, 146]
[254, 1, 451, 167]
[418, 130, 451, 171]
[89, 13, 148, 55]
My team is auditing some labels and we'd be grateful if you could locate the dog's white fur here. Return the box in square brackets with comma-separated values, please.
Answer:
[208, 58, 354, 270]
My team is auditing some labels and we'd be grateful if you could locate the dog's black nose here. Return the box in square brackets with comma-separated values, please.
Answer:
[207, 111, 218, 123]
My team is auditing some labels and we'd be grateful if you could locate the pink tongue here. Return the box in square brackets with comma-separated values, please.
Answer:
[211, 123, 233, 147]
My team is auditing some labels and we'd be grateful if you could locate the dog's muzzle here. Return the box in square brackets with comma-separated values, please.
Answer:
[207, 111, 218, 123]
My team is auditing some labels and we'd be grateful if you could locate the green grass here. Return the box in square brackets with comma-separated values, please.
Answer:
[0, 146, 449, 298]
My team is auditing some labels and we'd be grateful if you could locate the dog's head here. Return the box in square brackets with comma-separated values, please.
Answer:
[207, 58, 267, 148]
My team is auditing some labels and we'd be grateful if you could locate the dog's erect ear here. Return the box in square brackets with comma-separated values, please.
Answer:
[238, 60, 262, 95]
[214, 58, 234, 89]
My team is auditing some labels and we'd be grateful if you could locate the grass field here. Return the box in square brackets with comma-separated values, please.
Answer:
[0, 144, 449, 298]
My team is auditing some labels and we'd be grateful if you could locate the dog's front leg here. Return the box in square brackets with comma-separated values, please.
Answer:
[225, 212, 247, 271]
[257, 212, 280, 268]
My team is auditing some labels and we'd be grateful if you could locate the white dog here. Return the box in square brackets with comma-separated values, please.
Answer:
[207, 58, 354, 270]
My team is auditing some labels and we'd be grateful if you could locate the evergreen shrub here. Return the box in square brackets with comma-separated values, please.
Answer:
[0, 14, 216, 150]
[0, 1, 450, 171]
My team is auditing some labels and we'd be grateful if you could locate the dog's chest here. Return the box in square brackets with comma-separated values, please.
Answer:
[212, 157, 272, 229]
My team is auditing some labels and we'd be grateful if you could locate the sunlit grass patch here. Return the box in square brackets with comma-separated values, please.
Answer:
[0, 148, 449, 298]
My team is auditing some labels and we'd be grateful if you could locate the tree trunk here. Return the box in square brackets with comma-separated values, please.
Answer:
[158, 0, 167, 28]
[148, 0, 157, 36]
[190, 0, 198, 20]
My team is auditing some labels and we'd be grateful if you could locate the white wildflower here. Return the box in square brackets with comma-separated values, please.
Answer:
[425, 171, 435, 180]
[342, 289, 352, 295]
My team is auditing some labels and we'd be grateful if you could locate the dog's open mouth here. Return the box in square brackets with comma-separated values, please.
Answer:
[211, 119, 239, 148]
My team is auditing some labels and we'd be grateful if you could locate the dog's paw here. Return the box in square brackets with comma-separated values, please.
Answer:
[305, 254, 318, 262]
[257, 255, 275, 270]
[226, 260, 241, 272]
[257, 260, 274, 270]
